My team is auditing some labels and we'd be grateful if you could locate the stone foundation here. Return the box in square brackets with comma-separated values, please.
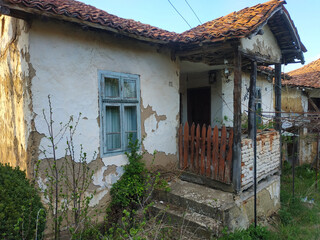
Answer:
[227, 175, 280, 230]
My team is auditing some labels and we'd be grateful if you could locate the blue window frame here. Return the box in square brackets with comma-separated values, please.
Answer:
[99, 71, 141, 157]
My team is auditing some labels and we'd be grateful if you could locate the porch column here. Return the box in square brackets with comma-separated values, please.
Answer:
[233, 47, 242, 193]
[275, 63, 282, 131]
[248, 61, 257, 140]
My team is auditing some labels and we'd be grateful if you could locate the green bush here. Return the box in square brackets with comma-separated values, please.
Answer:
[0, 163, 46, 239]
[110, 137, 146, 208]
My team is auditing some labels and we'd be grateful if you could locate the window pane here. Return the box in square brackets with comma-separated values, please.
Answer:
[105, 77, 119, 98]
[106, 106, 121, 150]
[123, 79, 137, 98]
[124, 106, 137, 148]
[106, 134, 121, 150]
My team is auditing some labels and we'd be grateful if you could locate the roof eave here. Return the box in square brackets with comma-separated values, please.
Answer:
[0, 2, 172, 45]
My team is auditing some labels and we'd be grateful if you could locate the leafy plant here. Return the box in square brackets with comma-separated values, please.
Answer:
[0, 163, 46, 240]
[104, 136, 170, 239]
[110, 136, 146, 208]
[110, 136, 169, 209]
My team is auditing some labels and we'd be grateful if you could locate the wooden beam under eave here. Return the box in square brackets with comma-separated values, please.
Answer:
[175, 42, 233, 58]
[248, 61, 257, 140]
[240, 50, 281, 65]
[232, 47, 242, 193]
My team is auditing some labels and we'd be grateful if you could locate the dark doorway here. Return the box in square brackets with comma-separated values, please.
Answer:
[187, 87, 211, 126]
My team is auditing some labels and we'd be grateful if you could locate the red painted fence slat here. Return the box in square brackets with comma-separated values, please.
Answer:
[195, 124, 200, 174]
[224, 128, 234, 184]
[179, 123, 233, 185]
[212, 126, 219, 180]
[179, 124, 183, 169]
[200, 124, 206, 175]
[206, 126, 212, 178]
[190, 123, 195, 171]
[183, 122, 189, 169]
[218, 126, 227, 182]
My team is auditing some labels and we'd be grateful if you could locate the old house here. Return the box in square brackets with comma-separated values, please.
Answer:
[282, 58, 320, 165]
[0, 0, 305, 231]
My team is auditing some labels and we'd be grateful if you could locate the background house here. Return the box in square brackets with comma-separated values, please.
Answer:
[282, 58, 320, 165]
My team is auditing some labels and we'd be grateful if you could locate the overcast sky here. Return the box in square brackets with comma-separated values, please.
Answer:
[81, 0, 319, 72]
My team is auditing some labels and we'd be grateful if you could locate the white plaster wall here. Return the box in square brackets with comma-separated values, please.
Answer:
[221, 72, 275, 127]
[240, 25, 281, 63]
[29, 20, 179, 164]
[28, 20, 179, 205]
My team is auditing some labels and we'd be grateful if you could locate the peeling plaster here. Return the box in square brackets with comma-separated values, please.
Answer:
[240, 25, 281, 63]
[30, 19, 179, 165]
[266, 178, 280, 206]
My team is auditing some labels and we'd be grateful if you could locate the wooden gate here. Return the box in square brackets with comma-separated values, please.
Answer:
[178, 122, 234, 184]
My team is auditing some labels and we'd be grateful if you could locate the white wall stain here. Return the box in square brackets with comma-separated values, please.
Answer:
[241, 25, 281, 63]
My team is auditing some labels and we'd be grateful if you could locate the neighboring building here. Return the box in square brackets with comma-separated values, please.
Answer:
[282, 59, 320, 164]
[0, 0, 305, 229]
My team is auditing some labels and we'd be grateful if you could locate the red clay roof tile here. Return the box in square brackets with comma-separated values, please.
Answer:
[283, 59, 320, 89]
[177, 0, 284, 43]
[5, 0, 178, 42]
[3, 0, 288, 45]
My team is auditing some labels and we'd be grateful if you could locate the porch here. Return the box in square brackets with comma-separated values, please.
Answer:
[177, 47, 282, 193]
[178, 121, 280, 192]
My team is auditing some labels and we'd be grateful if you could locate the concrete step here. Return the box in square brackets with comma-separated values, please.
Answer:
[151, 200, 222, 239]
[154, 179, 236, 222]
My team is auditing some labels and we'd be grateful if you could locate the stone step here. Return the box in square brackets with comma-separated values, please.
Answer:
[151, 200, 223, 239]
[154, 179, 236, 222]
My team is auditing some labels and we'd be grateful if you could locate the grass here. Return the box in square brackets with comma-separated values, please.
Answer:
[219, 162, 320, 240]
[274, 162, 320, 240]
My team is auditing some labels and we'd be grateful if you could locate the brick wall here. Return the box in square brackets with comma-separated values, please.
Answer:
[241, 131, 280, 190]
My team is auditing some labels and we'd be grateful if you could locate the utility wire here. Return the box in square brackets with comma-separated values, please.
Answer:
[168, 0, 192, 28]
[184, 0, 202, 25]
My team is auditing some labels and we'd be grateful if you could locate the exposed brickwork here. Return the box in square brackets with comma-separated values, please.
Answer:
[241, 131, 280, 190]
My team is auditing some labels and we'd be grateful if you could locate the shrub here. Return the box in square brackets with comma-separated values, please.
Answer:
[0, 163, 46, 239]
[104, 136, 170, 239]
[110, 137, 146, 208]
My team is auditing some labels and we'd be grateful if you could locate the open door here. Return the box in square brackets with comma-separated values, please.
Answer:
[187, 87, 211, 126]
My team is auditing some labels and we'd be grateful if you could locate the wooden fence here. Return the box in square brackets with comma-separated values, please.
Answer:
[178, 122, 234, 184]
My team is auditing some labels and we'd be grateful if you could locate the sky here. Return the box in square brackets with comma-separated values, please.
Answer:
[81, 0, 320, 72]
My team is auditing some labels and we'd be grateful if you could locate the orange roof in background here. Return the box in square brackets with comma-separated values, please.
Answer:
[283, 59, 320, 89]
[177, 0, 284, 44]
[2, 0, 289, 44]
